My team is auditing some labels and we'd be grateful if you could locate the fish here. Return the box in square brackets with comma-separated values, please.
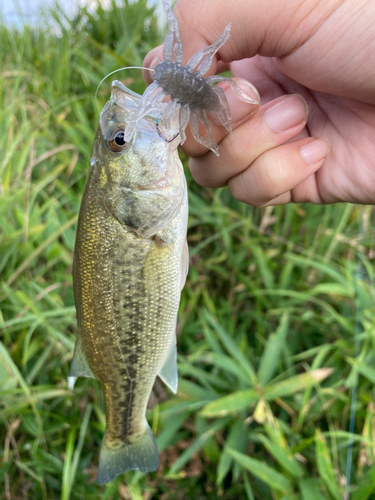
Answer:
[70, 0, 259, 485]
[70, 80, 188, 485]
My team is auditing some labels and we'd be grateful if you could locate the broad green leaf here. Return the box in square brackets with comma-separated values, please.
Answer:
[310, 283, 354, 297]
[264, 368, 333, 400]
[0, 348, 18, 390]
[14, 460, 44, 483]
[248, 289, 353, 333]
[324, 203, 354, 261]
[0, 342, 31, 396]
[258, 312, 289, 386]
[6, 214, 78, 286]
[217, 420, 247, 484]
[352, 359, 375, 385]
[202, 310, 257, 383]
[189, 220, 249, 256]
[315, 429, 341, 500]
[251, 244, 275, 289]
[177, 378, 216, 401]
[62, 427, 77, 500]
[285, 253, 348, 286]
[228, 448, 293, 493]
[156, 412, 188, 452]
[242, 472, 255, 500]
[68, 404, 92, 499]
[200, 389, 259, 417]
[258, 435, 304, 478]
[205, 352, 251, 385]
[167, 418, 229, 476]
[351, 463, 375, 500]
[299, 478, 325, 500]
[178, 360, 231, 391]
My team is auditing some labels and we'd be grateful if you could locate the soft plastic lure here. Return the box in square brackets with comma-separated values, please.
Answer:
[124, 0, 259, 156]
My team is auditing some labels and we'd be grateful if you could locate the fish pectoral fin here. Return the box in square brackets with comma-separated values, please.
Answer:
[180, 240, 189, 291]
[69, 336, 95, 380]
[158, 339, 178, 394]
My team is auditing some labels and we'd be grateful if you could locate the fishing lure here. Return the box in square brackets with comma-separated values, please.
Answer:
[124, 0, 259, 156]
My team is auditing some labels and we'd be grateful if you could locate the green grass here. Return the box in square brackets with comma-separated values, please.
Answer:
[1, 1, 375, 499]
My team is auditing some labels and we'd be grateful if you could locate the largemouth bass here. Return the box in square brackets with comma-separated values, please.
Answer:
[70, 80, 188, 485]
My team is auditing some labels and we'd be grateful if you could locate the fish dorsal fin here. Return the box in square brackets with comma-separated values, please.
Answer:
[69, 336, 95, 381]
[158, 340, 178, 394]
[180, 240, 189, 291]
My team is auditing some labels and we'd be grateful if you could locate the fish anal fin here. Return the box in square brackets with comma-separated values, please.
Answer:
[69, 336, 95, 381]
[158, 340, 178, 394]
[97, 422, 159, 485]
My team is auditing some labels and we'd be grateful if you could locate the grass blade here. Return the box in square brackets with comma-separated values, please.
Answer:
[258, 312, 289, 386]
[315, 428, 341, 500]
[228, 448, 293, 494]
[351, 463, 375, 500]
[200, 389, 259, 418]
[299, 478, 325, 500]
[264, 368, 333, 400]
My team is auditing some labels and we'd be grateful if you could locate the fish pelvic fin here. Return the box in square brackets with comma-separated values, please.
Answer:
[97, 423, 159, 485]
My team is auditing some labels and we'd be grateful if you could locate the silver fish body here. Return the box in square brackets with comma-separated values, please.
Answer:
[70, 81, 188, 484]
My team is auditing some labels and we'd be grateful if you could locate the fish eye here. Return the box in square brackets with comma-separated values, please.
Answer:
[106, 127, 127, 153]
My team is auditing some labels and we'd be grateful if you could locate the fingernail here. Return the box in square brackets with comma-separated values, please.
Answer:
[150, 56, 161, 70]
[147, 57, 161, 82]
[300, 139, 329, 165]
[264, 95, 307, 132]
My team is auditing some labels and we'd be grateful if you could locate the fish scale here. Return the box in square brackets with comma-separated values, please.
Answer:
[76, 198, 181, 422]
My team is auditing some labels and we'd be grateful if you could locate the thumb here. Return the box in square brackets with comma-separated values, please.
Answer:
[144, 0, 339, 77]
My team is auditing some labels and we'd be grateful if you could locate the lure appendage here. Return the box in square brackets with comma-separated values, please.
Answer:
[124, 0, 259, 156]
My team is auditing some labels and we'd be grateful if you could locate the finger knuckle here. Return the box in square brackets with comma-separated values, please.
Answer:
[256, 156, 286, 199]
[228, 177, 251, 204]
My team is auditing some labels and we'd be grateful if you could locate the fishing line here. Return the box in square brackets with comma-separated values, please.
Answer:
[94, 66, 155, 114]
[344, 209, 366, 500]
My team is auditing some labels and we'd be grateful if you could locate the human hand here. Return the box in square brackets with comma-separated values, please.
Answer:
[143, 0, 375, 206]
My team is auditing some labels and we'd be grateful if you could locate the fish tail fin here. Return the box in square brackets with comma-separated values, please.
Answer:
[97, 423, 159, 485]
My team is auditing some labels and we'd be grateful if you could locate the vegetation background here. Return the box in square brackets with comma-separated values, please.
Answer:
[1, 1, 375, 498]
